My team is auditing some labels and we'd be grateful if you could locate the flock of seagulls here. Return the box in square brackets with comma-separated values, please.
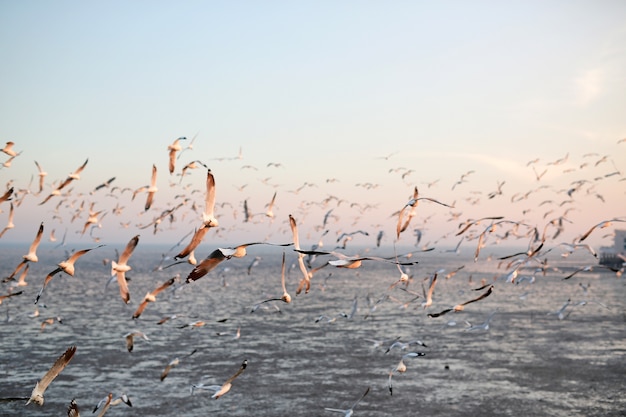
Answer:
[0, 137, 624, 415]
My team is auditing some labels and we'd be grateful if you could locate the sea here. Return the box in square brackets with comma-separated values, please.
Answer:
[0, 242, 624, 416]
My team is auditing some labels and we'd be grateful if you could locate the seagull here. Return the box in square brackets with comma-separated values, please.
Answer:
[0, 290, 23, 305]
[80, 208, 106, 236]
[11, 264, 30, 287]
[167, 136, 186, 174]
[39, 316, 63, 332]
[210, 359, 248, 399]
[465, 311, 497, 331]
[324, 386, 370, 416]
[295, 248, 418, 270]
[124, 331, 150, 352]
[289, 214, 313, 295]
[0, 202, 15, 238]
[93, 393, 132, 416]
[132, 275, 179, 319]
[67, 398, 79, 417]
[23, 222, 44, 264]
[177, 132, 199, 159]
[111, 234, 139, 304]
[160, 349, 197, 381]
[455, 216, 505, 236]
[392, 352, 426, 373]
[39, 159, 89, 205]
[0, 186, 14, 204]
[36, 245, 103, 304]
[91, 177, 116, 194]
[185, 242, 292, 284]
[577, 219, 626, 242]
[26, 346, 76, 406]
[385, 339, 428, 354]
[175, 169, 218, 259]
[427, 285, 495, 318]
[387, 352, 426, 396]
[179, 159, 207, 183]
[1, 141, 17, 157]
[265, 191, 277, 219]
[421, 273, 438, 309]
[251, 252, 292, 311]
[549, 298, 571, 320]
[144, 164, 158, 211]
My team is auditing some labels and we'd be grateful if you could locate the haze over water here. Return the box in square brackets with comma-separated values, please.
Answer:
[1, 2, 626, 416]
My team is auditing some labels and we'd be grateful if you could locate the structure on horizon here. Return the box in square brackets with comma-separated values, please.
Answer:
[599, 230, 626, 269]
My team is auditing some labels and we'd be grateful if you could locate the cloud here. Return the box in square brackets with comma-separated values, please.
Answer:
[574, 68, 604, 107]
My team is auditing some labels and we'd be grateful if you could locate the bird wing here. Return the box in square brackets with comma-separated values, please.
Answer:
[288, 215, 301, 250]
[395, 206, 407, 239]
[351, 386, 371, 409]
[28, 222, 44, 255]
[457, 285, 494, 308]
[72, 158, 89, 176]
[0, 186, 14, 203]
[418, 197, 454, 208]
[36, 267, 63, 304]
[175, 225, 209, 259]
[203, 169, 217, 224]
[144, 191, 155, 212]
[185, 250, 227, 283]
[168, 148, 177, 174]
[36, 346, 77, 395]
[118, 235, 139, 264]
[116, 271, 130, 304]
[427, 308, 453, 318]
[152, 276, 178, 296]
[67, 246, 101, 264]
[132, 300, 149, 320]
[67, 398, 80, 417]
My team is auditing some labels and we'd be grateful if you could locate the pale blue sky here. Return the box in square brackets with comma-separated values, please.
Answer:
[0, 1, 624, 251]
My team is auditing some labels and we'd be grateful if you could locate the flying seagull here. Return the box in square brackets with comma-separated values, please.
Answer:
[26, 346, 77, 406]
[111, 234, 139, 304]
[132, 275, 179, 319]
[324, 386, 370, 416]
[36, 245, 103, 304]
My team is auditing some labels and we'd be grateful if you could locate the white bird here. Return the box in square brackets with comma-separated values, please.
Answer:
[0, 202, 15, 238]
[111, 234, 139, 304]
[167, 136, 186, 174]
[549, 298, 571, 320]
[23, 222, 43, 262]
[175, 169, 218, 259]
[577, 219, 626, 242]
[265, 191, 277, 219]
[427, 285, 495, 318]
[36, 245, 103, 304]
[67, 398, 79, 417]
[209, 359, 248, 399]
[324, 386, 370, 416]
[33, 161, 48, 195]
[144, 164, 158, 211]
[26, 346, 76, 406]
[1, 141, 17, 157]
[132, 275, 179, 319]
[39, 159, 88, 206]
[385, 339, 428, 354]
[185, 241, 291, 284]
[421, 273, 438, 309]
[124, 331, 150, 352]
[465, 311, 497, 331]
[93, 392, 132, 416]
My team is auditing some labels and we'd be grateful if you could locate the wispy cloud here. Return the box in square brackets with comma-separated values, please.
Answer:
[574, 68, 604, 107]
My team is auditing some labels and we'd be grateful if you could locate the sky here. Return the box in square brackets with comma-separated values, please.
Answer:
[0, 1, 625, 254]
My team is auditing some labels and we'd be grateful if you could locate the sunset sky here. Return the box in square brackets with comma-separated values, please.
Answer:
[0, 1, 625, 253]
